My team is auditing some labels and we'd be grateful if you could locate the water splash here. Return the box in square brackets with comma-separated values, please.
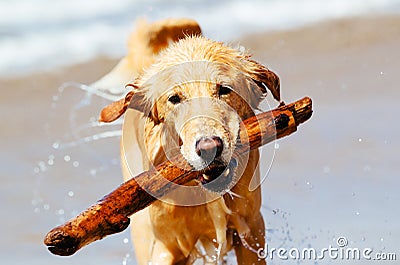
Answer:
[225, 189, 243, 200]
[237, 234, 260, 255]
[53, 130, 123, 150]
[32, 80, 125, 254]
[58, 81, 125, 101]
[122, 252, 133, 265]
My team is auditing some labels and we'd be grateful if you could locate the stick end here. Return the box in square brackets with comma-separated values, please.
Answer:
[44, 228, 81, 256]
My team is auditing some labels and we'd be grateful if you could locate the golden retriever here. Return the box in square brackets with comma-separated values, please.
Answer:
[97, 18, 280, 265]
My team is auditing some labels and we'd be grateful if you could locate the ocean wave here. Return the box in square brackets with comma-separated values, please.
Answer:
[0, 0, 398, 77]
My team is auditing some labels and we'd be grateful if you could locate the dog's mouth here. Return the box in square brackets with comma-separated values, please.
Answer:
[198, 158, 238, 193]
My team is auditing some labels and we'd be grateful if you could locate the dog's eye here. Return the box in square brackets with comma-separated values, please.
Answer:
[168, 94, 181, 104]
[218, 85, 232, 96]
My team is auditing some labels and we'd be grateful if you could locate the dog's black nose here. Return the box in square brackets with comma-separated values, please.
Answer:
[195, 136, 223, 163]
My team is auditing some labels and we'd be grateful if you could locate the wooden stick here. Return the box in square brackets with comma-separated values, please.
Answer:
[44, 96, 312, 256]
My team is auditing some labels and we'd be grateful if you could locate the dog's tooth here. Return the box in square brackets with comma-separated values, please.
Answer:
[203, 174, 210, 181]
[223, 168, 230, 177]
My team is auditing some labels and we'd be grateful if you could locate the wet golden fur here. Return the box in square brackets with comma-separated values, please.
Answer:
[98, 19, 280, 265]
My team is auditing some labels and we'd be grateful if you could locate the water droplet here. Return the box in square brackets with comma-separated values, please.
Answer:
[38, 161, 47, 172]
[274, 143, 280, 149]
[90, 169, 97, 176]
[73, 161, 79, 167]
[48, 159, 54, 166]
[358, 138, 363, 142]
[380, 237, 384, 242]
[355, 211, 360, 216]
[361, 237, 366, 241]
[43, 204, 50, 210]
[323, 166, 330, 174]
[363, 165, 371, 172]
[380, 71, 384, 75]
[33, 167, 40, 174]
[122, 253, 131, 265]
[123, 238, 129, 244]
[57, 209, 65, 215]
[64, 155, 71, 162]
[306, 181, 314, 189]
[52, 141, 60, 149]
[68, 191, 74, 197]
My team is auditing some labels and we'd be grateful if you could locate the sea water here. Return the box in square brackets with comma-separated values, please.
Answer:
[0, 0, 399, 77]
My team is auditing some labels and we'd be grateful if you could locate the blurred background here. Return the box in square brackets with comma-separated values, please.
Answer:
[1, 0, 399, 264]
[1, 0, 399, 77]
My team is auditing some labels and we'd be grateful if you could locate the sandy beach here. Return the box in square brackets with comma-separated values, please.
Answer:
[1, 15, 399, 264]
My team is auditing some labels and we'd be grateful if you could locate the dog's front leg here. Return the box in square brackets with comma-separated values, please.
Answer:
[206, 197, 232, 261]
[232, 212, 266, 265]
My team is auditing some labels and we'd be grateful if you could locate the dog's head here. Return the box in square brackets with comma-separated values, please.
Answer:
[100, 36, 280, 187]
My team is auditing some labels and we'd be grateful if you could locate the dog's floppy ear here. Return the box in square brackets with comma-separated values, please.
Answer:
[99, 90, 134, 123]
[99, 83, 160, 124]
[127, 84, 161, 124]
[246, 58, 281, 102]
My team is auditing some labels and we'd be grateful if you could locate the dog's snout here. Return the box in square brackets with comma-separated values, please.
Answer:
[195, 136, 223, 163]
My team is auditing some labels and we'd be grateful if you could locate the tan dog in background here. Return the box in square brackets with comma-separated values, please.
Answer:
[97, 18, 280, 265]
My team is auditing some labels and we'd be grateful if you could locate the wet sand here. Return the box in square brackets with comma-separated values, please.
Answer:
[1, 15, 399, 264]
